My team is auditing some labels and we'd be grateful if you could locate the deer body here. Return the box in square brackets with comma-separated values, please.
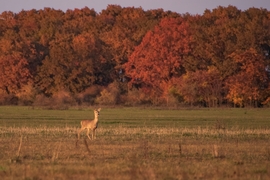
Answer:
[77, 108, 101, 140]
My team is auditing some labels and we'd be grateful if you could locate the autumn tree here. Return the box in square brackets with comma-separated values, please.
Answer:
[179, 67, 223, 107]
[97, 5, 181, 84]
[0, 52, 31, 94]
[0, 6, 270, 106]
[226, 48, 270, 107]
[63, 7, 97, 35]
[35, 32, 106, 95]
[183, 6, 242, 76]
[0, 13, 32, 96]
[124, 17, 191, 104]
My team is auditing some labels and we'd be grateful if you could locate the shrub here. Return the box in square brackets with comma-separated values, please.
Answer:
[0, 92, 18, 105]
[124, 88, 151, 106]
[16, 83, 36, 105]
[32, 94, 52, 107]
[76, 85, 102, 105]
[95, 82, 120, 105]
[33, 91, 77, 109]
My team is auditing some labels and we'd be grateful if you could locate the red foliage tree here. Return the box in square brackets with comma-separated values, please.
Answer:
[0, 52, 31, 94]
[124, 17, 191, 103]
[226, 48, 270, 107]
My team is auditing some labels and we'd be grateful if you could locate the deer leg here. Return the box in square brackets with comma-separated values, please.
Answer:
[87, 128, 91, 140]
[92, 129, 96, 140]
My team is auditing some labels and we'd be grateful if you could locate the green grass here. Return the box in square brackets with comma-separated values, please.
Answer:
[0, 106, 270, 179]
[0, 106, 269, 128]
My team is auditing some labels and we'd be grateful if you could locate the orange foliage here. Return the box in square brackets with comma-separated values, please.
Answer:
[0, 6, 269, 106]
[0, 53, 31, 94]
[124, 17, 191, 102]
[226, 48, 268, 107]
[179, 67, 222, 107]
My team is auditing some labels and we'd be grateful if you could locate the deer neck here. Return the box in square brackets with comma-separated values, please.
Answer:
[94, 115, 99, 123]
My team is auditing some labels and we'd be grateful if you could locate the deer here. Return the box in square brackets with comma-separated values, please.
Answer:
[77, 108, 101, 140]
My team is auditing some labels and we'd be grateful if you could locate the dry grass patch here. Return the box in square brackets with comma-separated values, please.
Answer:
[0, 107, 270, 179]
[0, 125, 270, 179]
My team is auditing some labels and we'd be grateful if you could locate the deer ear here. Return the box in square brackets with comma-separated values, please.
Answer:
[98, 108, 101, 111]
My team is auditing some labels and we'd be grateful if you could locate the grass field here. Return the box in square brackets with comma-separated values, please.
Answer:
[0, 106, 270, 179]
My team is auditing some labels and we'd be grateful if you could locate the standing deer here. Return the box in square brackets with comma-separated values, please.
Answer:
[77, 108, 101, 140]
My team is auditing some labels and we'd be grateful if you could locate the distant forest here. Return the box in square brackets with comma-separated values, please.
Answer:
[0, 5, 270, 108]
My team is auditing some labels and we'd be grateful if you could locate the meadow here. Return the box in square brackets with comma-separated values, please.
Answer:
[0, 106, 270, 180]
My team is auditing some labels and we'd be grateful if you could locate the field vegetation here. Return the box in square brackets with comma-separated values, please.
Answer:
[0, 106, 270, 179]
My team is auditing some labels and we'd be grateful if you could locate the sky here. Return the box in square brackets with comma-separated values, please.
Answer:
[0, 0, 270, 15]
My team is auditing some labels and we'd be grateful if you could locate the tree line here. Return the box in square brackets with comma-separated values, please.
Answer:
[0, 5, 270, 108]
